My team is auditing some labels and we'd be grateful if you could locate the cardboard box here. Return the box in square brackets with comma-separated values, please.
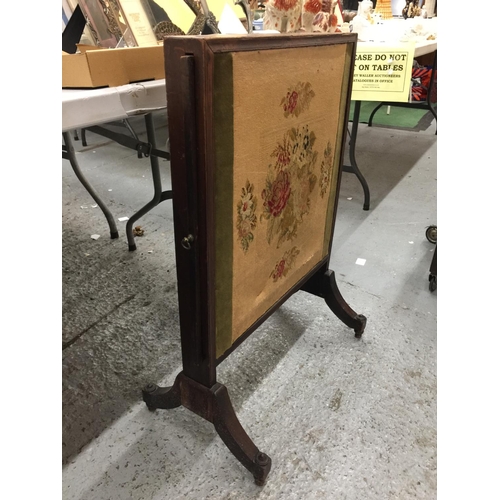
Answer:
[62, 44, 165, 88]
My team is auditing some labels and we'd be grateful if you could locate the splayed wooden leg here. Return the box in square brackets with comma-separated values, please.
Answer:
[212, 383, 271, 485]
[302, 268, 367, 338]
[142, 372, 271, 485]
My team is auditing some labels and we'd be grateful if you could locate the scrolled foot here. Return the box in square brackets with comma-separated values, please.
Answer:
[142, 382, 158, 394]
[142, 377, 182, 410]
[253, 452, 272, 486]
[354, 314, 367, 338]
[142, 383, 159, 411]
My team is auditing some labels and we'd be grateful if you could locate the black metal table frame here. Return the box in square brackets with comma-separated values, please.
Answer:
[62, 112, 172, 251]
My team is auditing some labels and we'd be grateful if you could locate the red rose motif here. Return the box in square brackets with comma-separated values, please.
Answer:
[273, 259, 286, 279]
[276, 149, 290, 168]
[273, 142, 291, 169]
[287, 91, 299, 113]
[263, 170, 291, 217]
[283, 91, 299, 114]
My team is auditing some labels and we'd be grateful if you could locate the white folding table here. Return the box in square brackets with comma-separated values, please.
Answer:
[62, 79, 170, 250]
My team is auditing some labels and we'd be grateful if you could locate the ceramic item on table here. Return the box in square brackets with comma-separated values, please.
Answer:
[402, 0, 421, 19]
[349, 0, 374, 41]
[373, 0, 393, 20]
[263, 0, 302, 32]
[301, 0, 339, 33]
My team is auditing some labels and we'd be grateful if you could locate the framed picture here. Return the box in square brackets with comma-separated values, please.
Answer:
[117, 0, 159, 46]
[143, 32, 366, 485]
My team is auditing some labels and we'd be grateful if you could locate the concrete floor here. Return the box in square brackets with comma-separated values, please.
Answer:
[62, 110, 437, 499]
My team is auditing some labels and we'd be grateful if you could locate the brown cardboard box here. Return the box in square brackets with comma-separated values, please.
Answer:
[62, 44, 165, 88]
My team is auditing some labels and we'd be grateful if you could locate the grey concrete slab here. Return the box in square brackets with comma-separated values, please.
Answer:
[62, 113, 437, 499]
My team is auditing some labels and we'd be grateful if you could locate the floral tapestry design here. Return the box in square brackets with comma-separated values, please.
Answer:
[281, 82, 316, 118]
[236, 180, 258, 252]
[319, 140, 333, 198]
[261, 124, 318, 248]
[270, 246, 301, 282]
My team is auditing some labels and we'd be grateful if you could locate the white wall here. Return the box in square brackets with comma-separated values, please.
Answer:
[392, 0, 406, 15]
[391, 0, 425, 16]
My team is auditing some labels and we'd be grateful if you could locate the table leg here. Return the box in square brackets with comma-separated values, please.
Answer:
[62, 132, 119, 239]
[125, 113, 164, 251]
[428, 246, 437, 292]
[367, 102, 384, 127]
[81, 128, 88, 147]
[343, 101, 371, 211]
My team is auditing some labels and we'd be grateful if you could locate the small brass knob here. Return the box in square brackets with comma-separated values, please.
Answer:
[181, 234, 194, 250]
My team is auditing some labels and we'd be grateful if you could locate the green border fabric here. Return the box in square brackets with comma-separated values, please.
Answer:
[323, 45, 352, 257]
[214, 53, 235, 359]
